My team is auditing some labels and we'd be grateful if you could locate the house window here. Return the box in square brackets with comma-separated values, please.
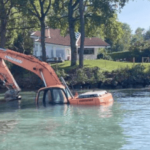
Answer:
[84, 48, 94, 54]
[56, 49, 65, 60]
[78, 48, 94, 55]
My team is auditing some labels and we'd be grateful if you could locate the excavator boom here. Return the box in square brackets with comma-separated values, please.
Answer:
[0, 48, 63, 101]
[0, 48, 62, 87]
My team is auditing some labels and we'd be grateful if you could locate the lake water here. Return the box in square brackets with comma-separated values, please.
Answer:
[0, 89, 150, 150]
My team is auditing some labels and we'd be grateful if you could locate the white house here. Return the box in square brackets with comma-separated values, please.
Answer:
[30, 28, 110, 61]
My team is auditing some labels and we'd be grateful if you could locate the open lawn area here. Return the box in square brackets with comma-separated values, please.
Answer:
[52, 60, 150, 72]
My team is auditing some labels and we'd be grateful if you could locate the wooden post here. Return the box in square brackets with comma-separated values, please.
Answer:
[142, 57, 149, 63]
[133, 57, 135, 63]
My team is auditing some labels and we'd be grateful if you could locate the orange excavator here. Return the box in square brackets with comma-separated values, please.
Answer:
[0, 48, 113, 105]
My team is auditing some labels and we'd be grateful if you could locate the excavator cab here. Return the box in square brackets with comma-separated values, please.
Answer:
[36, 86, 71, 106]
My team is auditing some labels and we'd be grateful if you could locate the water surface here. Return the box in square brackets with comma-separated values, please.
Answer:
[0, 89, 150, 150]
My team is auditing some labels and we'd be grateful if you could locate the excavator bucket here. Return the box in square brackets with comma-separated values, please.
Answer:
[4, 89, 21, 101]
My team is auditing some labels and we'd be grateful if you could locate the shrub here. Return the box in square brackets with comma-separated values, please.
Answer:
[109, 51, 131, 61]
[55, 69, 67, 78]
[110, 64, 149, 87]
[68, 67, 106, 86]
[97, 53, 112, 60]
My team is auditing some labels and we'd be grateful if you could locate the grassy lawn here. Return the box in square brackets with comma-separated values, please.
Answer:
[52, 60, 150, 72]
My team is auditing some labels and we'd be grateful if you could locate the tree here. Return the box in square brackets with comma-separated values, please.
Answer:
[144, 29, 150, 40]
[19, 0, 52, 61]
[0, 0, 18, 48]
[103, 15, 124, 51]
[110, 23, 132, 52]
[132, 27, 145, 44]
[68, 0, 80, 66]
[12, 31, 34, 54]
[0, 0, 39, 50]
[50, 0, 130, 67]
[9, 11, 39, 53]
[79, 0, 85, 68]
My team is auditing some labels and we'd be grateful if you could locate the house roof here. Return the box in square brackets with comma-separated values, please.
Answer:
[31, 28, 109, 47]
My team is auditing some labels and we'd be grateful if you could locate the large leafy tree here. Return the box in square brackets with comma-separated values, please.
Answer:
[0, 0, 39, 50]
[105, 15, 124, 46]
[110, 23, 132, 52]
[130, 28, 150, 53]
[19, 0, 53, 61]
[10, 10, 39, 53]
[144, 29, 150, 40]
[0, 0, 19, 48]
[49, 0, 129, 67]
[131, 27, 145, 44]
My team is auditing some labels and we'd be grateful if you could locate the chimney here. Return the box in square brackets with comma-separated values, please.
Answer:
[46, 26, 51, 38]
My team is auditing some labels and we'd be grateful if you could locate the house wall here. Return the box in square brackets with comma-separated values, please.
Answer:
[33, 42, 71, 60]
[34, 43, 41, 56]
[33, 41, 104, 61]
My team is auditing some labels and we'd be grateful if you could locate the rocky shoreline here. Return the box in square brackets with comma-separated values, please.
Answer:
[0, 64, 149, 91]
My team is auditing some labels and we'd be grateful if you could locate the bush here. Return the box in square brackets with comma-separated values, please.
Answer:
[103, 64, 149, 88]
[55, 69, 67, 78]
[97, 53, 112, 60]
[68, 67, 106, 86]
[110, 44, 150, 62]
[109, 51, 131, 61]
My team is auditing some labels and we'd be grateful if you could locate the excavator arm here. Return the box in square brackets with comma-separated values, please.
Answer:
[0, 48, 61, 86]
[0, 59, 21, 90]
[0, 58, 21, 100]
[0, 48, 63, 101]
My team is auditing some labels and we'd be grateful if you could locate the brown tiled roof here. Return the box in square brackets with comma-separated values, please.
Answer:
[80, 37, 109, 47]
[31, 28, 109, 47]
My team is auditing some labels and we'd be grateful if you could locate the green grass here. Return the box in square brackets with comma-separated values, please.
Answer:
[52, 60, 150, 72]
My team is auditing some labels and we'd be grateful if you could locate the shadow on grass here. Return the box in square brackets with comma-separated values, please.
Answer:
[51, 62, 80, 72]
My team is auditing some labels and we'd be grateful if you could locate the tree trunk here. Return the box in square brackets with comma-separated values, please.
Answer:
[68, 2, 77, 66]
[79, 0, 85, 68]
[0, 19, 7, 48]
[40, 18, 46, 62]
[69, 25, 77, 66]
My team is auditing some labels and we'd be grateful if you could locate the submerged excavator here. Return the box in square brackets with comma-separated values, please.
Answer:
[0, 48, 113, 105]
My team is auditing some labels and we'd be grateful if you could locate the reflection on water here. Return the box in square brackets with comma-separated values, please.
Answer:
[0, 120, 18, 134]
[0, 89, 150, 150]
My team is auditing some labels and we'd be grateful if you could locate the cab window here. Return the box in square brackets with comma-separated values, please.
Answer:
[37, 90, 44, 106]
[44, 90, 53, 104]
[37, 88, 68, 106]
[52, 89, 67, 104]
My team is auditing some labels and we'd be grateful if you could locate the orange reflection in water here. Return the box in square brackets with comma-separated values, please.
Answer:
[98, 102, 113, 118]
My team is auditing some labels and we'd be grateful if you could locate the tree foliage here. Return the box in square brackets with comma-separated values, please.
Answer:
[0, 0, 130, 66]
[131, 27, 145, 45]
[49, 0, 129, 66]
[18, 0, 53, 61]
[144, 29, 150, 40]
[0, 0, 19, 48]
[109, 23, 132, 52]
